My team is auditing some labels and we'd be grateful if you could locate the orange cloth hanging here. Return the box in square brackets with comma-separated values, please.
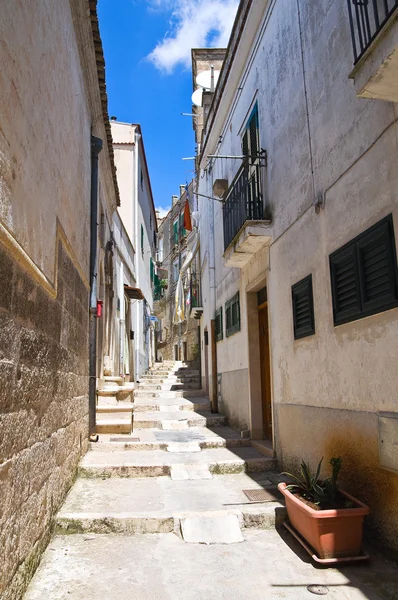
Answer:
[183, 200, 193, 231]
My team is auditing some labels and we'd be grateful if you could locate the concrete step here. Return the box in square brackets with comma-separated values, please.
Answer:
[134, 389, 204, 399]
[96, 413, 133, 435]
[133, 397, 211, 412]
[89, 426, 252, 452]
[137, 383, 200, 391]
[133, 410, 227, 429]
[78, 447, 275, 479]
[55, 472, 285, 535]
[139, 376, 200, 384]
[97, 403, 134, 414]
[251, 440, 275, 458]
[104, 376, 124, 385]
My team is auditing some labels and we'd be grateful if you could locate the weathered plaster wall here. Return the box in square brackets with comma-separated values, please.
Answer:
[0, 242, 89, 600]
[197, 0, 398, 553]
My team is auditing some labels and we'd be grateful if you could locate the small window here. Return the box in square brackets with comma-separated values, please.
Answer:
[330, 215, 398, 326]
[225, 292, 240, 337]
[292, 275, 315, 339]
[140, 169, 144, 191]
[215, 307, 223, 342]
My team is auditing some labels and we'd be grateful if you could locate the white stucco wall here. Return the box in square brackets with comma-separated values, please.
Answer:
[111, 122, 157, 378]
[196, 0, 398, 550]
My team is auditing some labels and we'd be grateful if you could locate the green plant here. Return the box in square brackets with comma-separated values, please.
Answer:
[282, 457, 343, 507]
[283, 458, 325, 505]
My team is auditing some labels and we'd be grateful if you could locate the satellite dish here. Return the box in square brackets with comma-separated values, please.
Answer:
[191, 88, 203, 107]
[196, 69, 220, 90]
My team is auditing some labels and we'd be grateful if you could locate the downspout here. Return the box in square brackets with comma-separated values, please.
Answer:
[134, 131, 141, 380]
[89, 135, 103, 441]
[119, 261, 125, 376]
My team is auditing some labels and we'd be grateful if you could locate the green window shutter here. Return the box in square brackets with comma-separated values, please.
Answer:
[150, 258, 154, 282]
[173, 220, 178, 245]
[225, 292, 240, 337]
[215, 307, 223, 342]
[141, 224, 144, 253]
[292, 275, 315, 339]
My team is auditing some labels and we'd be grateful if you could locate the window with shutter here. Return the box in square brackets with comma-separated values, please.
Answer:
[292, 275, 315, 339]
[225, 292, 240, 337]
[330, 214, 398, 326]
[215, 307, 223, 342]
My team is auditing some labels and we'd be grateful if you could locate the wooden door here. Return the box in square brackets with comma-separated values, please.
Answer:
[258, 304, 272, 439]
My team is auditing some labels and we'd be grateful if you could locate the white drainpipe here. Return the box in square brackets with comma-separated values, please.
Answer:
[119, 260, 125, 377]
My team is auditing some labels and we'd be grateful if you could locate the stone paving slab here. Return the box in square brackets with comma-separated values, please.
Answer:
[24, 530, 398, 600]
[180, 512, 244, 544]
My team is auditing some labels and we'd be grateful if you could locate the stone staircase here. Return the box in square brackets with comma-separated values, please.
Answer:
[56, 360, 285, 540]
[96, 375, 135, 434]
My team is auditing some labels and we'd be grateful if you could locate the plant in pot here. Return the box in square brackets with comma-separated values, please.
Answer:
[278, 457, 370, 561]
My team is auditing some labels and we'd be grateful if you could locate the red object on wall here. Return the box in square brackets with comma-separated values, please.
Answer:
[183, 200, 193, 231]
[96, 300, 103, 318]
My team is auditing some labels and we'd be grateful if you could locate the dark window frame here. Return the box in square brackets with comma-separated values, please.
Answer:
[225, 292, 240, 338]
[330, 214, 398, 326]
[292, 275, 315, 340]
[215, 307, 223, 342]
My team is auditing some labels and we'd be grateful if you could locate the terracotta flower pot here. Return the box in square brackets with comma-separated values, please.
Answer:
[278, 482, 370, 559]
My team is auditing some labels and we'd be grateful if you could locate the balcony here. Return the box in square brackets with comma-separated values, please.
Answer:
[222, 161, 271, 268]
[347, 0, 398, 101]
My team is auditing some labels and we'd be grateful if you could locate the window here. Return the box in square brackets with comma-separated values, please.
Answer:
[242, 104, 259, 159]
[225, 292, 240, 337]
[292, 275, 315, 339]
[215, 307, 223, 342]
[141, 224, 144, 254]
[173, 259, 179, 283]
[140, 168, 144, 191]
[173, 219, 178, 246]
[330, 215, 398, 326]
[150, 257, 154, 283]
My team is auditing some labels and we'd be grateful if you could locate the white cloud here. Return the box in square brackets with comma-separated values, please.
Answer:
[147, 0, 238, 73]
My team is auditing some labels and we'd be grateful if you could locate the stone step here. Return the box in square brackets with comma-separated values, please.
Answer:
[89, 426, 252, 452]
[104, 376, 124, 385]
[97, 403, 134, 414]
[96, 413, 132, 435]
[55, 472, 285, 535]
[97, 382, 135, 401]
[137, 383, 200, 391]
[139, 376, 200, 383]
[133, 410, 227, 429]
[78, 447, 275, 479]
[134, 397, 210, 412]
[134, 389, 204, 399]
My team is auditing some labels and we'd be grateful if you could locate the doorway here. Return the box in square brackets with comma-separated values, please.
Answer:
[204, 328, 209, 395]
[258, 301, 272, 439]
[183, 341, 187, 361]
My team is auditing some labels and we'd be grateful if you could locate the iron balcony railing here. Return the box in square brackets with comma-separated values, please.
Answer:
[223, 160, 263, 251]
[347, 0, 398, 63]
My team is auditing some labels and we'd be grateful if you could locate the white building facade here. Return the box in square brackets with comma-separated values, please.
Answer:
[111, 121, 157, 379]
[194, 0, 398, 554]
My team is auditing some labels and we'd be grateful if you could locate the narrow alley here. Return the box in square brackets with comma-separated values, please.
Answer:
[2, 0, 398, 598]
[24, 362, 398, 599]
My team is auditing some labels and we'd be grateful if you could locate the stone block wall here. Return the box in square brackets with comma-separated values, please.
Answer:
[0, 240, 89, 599]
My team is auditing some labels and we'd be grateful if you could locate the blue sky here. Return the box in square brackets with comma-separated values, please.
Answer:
[97, 0, 238, 215]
